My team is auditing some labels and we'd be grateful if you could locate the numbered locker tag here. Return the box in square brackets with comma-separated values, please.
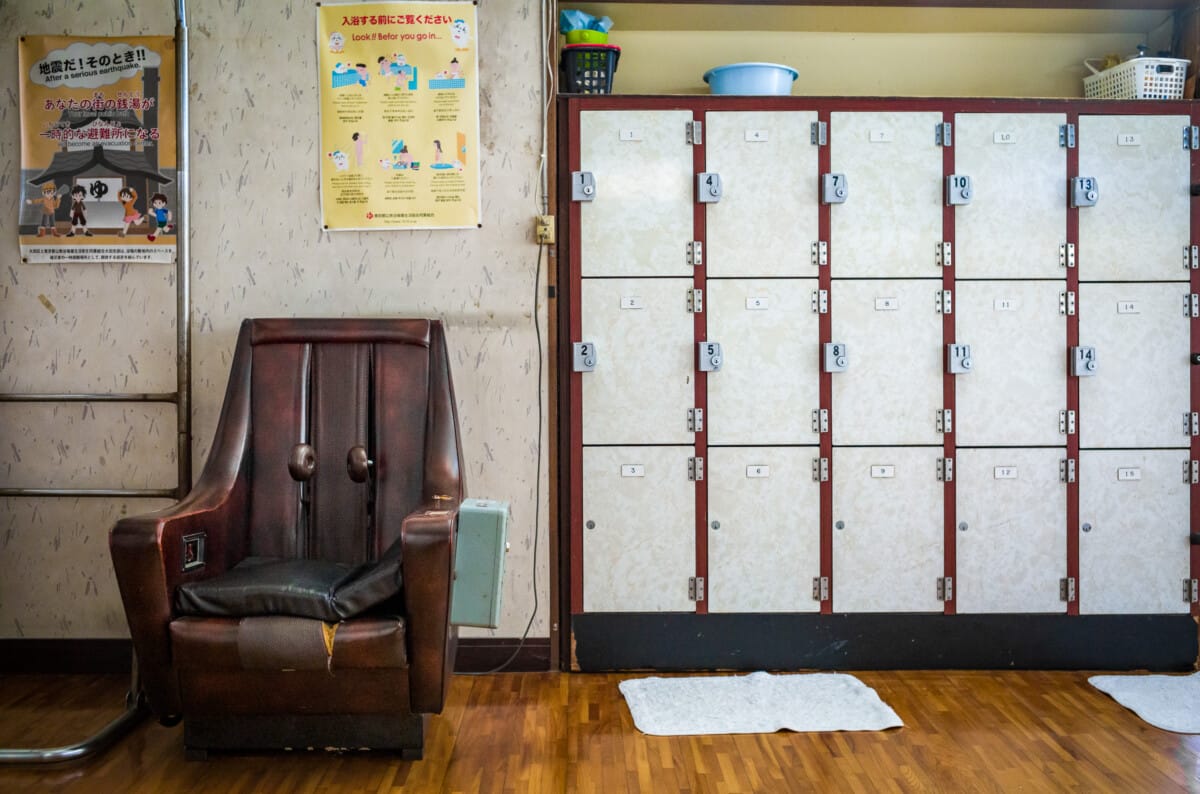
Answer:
[822, 173, 848, 204]
[946, 175, 973, 205]
[1072, 177, 1099, 207]
[823, 342, 849, 372]
[573, 342, 597, 372]
[1070, 346, 1097, 377]
[698, 342, 723, 372]
[947, 343, 973, 374]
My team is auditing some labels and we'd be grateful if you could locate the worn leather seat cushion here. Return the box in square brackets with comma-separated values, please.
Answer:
[176, 553, 402, 622]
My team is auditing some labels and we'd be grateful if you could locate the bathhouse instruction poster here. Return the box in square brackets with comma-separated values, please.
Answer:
[18, 35, 178, 264]
[317, 1, 480, 230]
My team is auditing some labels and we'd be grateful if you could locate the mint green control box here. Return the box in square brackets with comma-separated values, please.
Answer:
[450, 498, 510, 628]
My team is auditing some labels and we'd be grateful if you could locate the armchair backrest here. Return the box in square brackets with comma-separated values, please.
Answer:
[235, 318, 462, 564]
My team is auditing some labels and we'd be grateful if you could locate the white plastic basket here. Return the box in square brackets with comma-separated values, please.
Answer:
[1083, 57, 1189, 100]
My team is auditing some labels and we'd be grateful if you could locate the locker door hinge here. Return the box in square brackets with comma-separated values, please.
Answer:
[572, 342, 597, 372]
[1060, 243, 1076, 269]
[1185, 125, 1200, 150]
[1059, 123, 1076, 148]
[1185, 578, 1199, 603]
[1186, 245, 1199, 271]
[937, 576, 954, 601]
[688, 407, 704, 433]
[812, 240, 828, 267]
[812, 576, 830, 602]
[687, 288, 704, 314]
[1186, 459, 1199, 484]
[937, 409, 953, 434]
[812, 408, 829, 434]
[936, 241, 953, 269]
[1059, 291, 1076, 316]
[686, 120, 703, 145]
[936, 290, 953, 315]
[812, 457, 830, 482]
[937, 457, 954, 482]
[811, 121, 828, 146]
[1061, 458, 1077, 483]
[689, 576, 705, 602]
[1185, 412, 1199, 437]
[1186, 294, 1199, 318]
[935, 122, 953, 147]
[1060, 409, 1077, 435]
[688, 456, 705, 481]
[812, 289, 829, 314]
[687, 240, 703, 267]
[1060, 577, 1077, 602]
[571, 171, 596, 202]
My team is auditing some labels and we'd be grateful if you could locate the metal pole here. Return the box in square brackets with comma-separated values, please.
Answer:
[175, 0, 192, 501]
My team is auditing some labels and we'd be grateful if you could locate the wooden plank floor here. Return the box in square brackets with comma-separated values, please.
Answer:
[0, 670, 1197, 792]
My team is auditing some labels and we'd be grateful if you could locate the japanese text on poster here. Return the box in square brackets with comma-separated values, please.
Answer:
[317, 2, 480, 230]
[18, 36, 178, 264]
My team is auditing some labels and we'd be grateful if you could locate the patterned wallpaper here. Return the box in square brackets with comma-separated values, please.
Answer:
[0, 0, 550, 640]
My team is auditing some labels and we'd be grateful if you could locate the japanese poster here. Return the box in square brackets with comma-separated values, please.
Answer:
[18, 36, 177, 264]
[317, 1, 480, 230]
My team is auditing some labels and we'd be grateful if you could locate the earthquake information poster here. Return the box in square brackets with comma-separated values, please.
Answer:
[317, 1, 480, 230]
[18, 35, 177, 264]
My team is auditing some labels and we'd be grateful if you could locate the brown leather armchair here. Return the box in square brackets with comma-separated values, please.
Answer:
[110, 318, 464, 758]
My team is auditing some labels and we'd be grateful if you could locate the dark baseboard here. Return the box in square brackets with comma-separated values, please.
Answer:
[571, 613, 1200, 672]
[0, 637, 552, 675]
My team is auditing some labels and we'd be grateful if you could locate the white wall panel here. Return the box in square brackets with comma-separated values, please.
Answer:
[955, 449, 1066, 614]
[582, 446, 696, 613]
[707, 447, 820, 613]
[706, 279, 819, 445]
[705, 111, 819, 277]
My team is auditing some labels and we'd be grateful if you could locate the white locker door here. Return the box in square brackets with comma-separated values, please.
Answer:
[1079, 450, 1190, 614]
[706, 111, 819, 277]
[830, 112, 943, 278]
[1078, 115, 1190, 282]
[706, 447, 820, 613]
[706, 280, 819, 445]
[582, 446, 696, 612]
[955, 282, 1066, 446]
[831, 280, 943, 445]
[581, 278, 694, 446]
[1078, 283, 1190, 450]
[955, 449, 1066, 614]
[579, 110, 694, 278]
[953, 113, 1066, 279]
[832, 447, 944, 612]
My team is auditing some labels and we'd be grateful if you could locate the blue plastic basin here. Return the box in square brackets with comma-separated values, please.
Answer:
[703, 62, 798, 95]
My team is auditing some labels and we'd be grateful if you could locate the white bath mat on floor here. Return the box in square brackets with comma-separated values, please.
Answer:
[618, 671, 903, 737]
[1088, 671, 1200, 733]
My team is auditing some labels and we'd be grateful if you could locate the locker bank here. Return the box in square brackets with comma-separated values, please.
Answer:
[559, 97, 1200, 670]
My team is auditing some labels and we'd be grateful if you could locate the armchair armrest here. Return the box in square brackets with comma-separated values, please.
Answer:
[400, 500, 459, 714]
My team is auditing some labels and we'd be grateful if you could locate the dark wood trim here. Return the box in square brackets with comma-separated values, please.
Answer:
[571, 613, 1200, 671]
[0, 637, 552, 675]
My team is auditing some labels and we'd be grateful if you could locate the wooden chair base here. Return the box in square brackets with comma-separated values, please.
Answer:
[183, 713, 424, 760]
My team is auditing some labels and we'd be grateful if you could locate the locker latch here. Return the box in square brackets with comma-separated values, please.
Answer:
[947, 344, 973, 374]
[688, 456, 705, 482]
[687, 288, 703, 314]
[1185, 412, 1200, 436]
[936, 290, 953, 315]
[821, 173, 848, 204]
[1185, 126, 1200, 151]
[1185, 578, 1200, 603]
[811, 289, 829, 314]
[1061, 458, 1077, 483]
[1060, 577, 1077, 603]
[811, 240, 828, 267]
[1059, 124, 1076, 149]
[687, 241, 703, 267]
[936, 241, 953, 269]
[1060, 243, 1076, 269]
[937, 409, 953, 434]
[697, 342, 722, 372]
[1071, 176, 1099, 208]
[935, 122, 952, 147]
[571, 171, 596, 202]
[1186, 459, 1199, 484]
[1060, 410, 1077, 435]
[812, 408, 829, 434]
[572, 342, 597, 372]
[811, 457, 829, 482]
[823, 343, 849, 373]
[937, 576, 954, 602]
[1070, 346, 1098, 377]
[688, 576, 705, 602]
[697, 172, 722, 203]
[812, 576, 830, 602]
[937, 457, 954, 482]
[688, 407, 704, 433]
[946, 175, 973, 205]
